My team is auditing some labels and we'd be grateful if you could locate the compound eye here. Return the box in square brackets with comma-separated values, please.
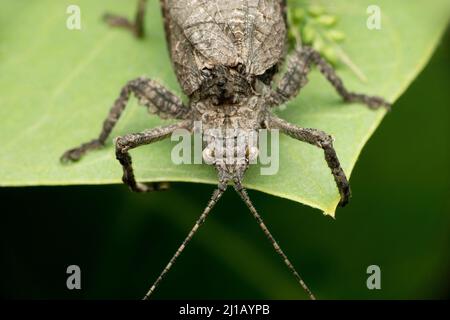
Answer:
[236, 63, 245, 74]
[201, 67, 212, 78]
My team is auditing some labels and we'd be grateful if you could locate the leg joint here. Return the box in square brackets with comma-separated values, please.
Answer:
[115, 136, 130, 154]
[314, 131, 334, 149]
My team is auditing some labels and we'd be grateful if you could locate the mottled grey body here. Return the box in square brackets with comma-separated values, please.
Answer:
[161, 0, 287, 182]
[62, 0, 391, 299]
[163, 0, 286, 95]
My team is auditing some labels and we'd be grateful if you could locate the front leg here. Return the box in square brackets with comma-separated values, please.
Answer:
[104, 0, 147, 38]
[271, 46, 391, 110]
[115, 121, 191, 192]
[269, 116, 351, 207]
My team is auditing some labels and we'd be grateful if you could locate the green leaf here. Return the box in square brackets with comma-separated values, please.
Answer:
[0, 0, 448, 216]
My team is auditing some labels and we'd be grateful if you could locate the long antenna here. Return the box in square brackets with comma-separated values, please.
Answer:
[233, 183, 316, 300]
[143, 184, 227, 300]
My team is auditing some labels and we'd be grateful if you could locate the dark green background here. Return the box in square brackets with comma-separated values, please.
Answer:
[1, 31, 449, 300]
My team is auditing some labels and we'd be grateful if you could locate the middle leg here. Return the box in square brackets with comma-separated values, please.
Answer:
[61, 77, 188, 163]
[271, 46, 391, 110]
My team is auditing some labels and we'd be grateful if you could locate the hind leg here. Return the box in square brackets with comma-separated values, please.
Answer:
[60, 77, 187, 163]
[103, 0, 147, 38]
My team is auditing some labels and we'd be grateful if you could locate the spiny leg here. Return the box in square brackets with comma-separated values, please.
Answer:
[60, 77, 187, 163]
[270, 116, 351, 207]
[143, 181, 228, 300]
[116, 121, 190, 192]
[103, 0, 147, 38]
[233, 182, 316, 300]
[272, 46, 391, 110]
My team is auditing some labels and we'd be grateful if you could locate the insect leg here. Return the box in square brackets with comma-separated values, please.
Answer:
[143, 182, 228, 299]
[233, 182, 316, 300]
[271, 46, 391, 110]
[103, 0, 147, 38]
[60, 77, 187, 163]
[269, 116, 351, 207]
[115, 121, 191, 192]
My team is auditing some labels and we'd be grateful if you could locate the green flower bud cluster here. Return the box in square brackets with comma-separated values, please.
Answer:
[287, 3, 346, 65]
